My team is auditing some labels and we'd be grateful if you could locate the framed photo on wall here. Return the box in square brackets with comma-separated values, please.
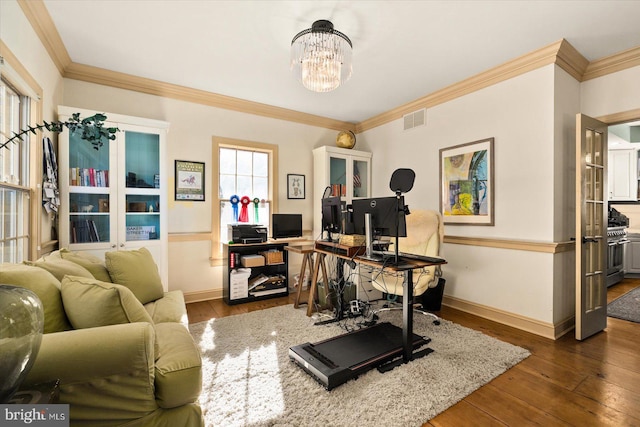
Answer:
[287, 174, 305, 199]
[175, 160, 205, 201]
[439, 137, 494, 225]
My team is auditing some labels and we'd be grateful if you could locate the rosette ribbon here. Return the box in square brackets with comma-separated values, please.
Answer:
[253, 197, 260, 223]
[229, 195, 240, 222]
[239, 196, 251, 222]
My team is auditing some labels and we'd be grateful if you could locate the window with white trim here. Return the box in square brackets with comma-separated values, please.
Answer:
[0, 78, 30, 263]
[213, 138, 277, 256]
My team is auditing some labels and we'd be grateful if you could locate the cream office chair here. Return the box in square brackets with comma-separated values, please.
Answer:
[371, 209, 444, 324]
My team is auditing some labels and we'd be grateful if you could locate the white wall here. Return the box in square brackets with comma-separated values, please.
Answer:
[62, 79, 336, 294]
[359, 65, 559, 323]
[1, 0, 64, 247]
[581, 65, 640, 119]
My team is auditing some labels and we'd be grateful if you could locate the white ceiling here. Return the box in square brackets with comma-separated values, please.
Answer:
[42, 0, 640, 124]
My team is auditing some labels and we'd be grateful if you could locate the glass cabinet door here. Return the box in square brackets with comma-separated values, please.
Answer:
[123, 131, 161, 243]
[353, 159, 368, 199]
[329, 156, 347, 197]
[67, 129, 112, 244]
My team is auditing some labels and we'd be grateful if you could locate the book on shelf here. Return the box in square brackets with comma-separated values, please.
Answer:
[70, 219, 101, 243]
[126, 225, 157, 241]
[69, 168, 109, 187]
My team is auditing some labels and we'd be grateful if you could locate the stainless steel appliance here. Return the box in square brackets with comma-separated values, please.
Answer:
[607, 208, 630, 287]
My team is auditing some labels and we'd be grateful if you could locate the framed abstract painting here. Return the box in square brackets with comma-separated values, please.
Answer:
[439, 137, 494, 225]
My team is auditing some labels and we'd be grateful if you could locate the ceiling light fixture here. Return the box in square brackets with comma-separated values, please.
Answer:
[291, 20, 353, 93]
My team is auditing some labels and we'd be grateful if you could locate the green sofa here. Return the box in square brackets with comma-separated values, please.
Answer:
[0, 248, 203, 426]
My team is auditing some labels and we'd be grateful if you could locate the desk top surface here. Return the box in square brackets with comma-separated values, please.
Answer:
[313, 241, 446, 271]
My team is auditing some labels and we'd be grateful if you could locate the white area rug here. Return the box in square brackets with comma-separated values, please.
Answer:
[190, 305, 530, 427]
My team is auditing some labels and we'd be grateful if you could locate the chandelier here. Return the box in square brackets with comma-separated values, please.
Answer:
[290, 20, 353, 93]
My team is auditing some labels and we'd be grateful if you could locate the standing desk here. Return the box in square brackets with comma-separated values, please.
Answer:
[305, 241, 447, 364]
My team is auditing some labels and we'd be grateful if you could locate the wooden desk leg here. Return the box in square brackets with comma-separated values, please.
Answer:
[294, 253, 312, 308]
[306, 253, 323, 316]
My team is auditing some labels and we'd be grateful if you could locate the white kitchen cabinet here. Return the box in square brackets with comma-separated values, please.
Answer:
[608, 148, 638, 201]
[625, 235, 640, 274]
[58, 106, 170, 287]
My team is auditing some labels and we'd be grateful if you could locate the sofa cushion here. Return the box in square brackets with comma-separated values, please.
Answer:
[154, 322, 202, 408]
[144, 290, 188, 326]
[105, 247, 164, 304]
[61, 275, 154, 329]
[60, 248, 112, 282]
[24, 258, 94, 282]
[0, 263, 72, 333]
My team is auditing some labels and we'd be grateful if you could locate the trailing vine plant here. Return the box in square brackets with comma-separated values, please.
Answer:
[1, 113, 119, 150]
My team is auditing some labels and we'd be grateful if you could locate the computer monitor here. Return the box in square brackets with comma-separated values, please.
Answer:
[321, 196, 342, 240]
[351, 196, 407, 239]
[271, 213, 302, 239]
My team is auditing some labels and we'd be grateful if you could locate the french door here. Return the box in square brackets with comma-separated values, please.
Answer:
[575, 113, 608, 340]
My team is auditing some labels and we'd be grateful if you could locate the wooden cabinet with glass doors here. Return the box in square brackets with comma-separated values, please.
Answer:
[312, 145, 371, 240]
[58, 106, 169, 286]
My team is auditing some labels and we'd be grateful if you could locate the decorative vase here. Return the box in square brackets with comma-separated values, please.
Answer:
[0, 285, 44, 403]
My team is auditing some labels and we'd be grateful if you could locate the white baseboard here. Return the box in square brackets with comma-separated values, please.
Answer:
[442, 295, 574, 340]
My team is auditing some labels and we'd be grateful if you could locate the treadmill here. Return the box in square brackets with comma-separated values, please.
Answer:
[289, 322, 431, 390]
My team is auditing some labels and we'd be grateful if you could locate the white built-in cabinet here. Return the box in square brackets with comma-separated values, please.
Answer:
[312, 145, 372, 240]
[312, 145, 382, 300]
[58, 106, 170, 288]
[608, 148, 638, 201]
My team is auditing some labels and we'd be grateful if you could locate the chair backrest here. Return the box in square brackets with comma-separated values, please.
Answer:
[373, 209, 444, 297]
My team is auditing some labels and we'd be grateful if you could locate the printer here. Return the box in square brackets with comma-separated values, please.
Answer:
[228, 224, 268, 244]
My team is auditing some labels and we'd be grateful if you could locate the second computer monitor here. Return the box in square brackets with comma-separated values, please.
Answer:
[321, 196, 343, 236]
[351, 196, 407, 238]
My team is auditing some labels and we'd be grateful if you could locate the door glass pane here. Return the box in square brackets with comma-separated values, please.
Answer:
[125, 131, 159, 188]
[69, 193, 110, 243]
[69, 129, 110, 187]
[593, 130, 603, 167]
[353, 159, 368, 198]
[329, 157, 346, 196]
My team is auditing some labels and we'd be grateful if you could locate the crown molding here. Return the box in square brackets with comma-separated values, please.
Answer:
[583, 45, 640, 81]
[356, 39, 590, 133]
[17, 0, 71, 74]
[64, 62, 355, 132]
[19, 1, 640, 134]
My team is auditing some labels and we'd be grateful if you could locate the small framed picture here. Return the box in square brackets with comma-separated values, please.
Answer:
[287, 174, 305, 199]
[175, 160, 205, 201]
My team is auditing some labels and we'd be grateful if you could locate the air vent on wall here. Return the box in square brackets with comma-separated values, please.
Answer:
[403, 108, 426, 131]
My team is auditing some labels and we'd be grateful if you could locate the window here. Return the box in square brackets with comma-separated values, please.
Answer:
[213, 137, 278, 257]
[0, 78, 31, 263]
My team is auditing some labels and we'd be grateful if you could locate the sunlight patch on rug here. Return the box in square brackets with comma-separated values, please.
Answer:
[196, 320, 285, 425]
[190, 305, 530, 427]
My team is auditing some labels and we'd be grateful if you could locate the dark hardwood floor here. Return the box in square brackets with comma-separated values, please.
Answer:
[186, 279, 640, 427]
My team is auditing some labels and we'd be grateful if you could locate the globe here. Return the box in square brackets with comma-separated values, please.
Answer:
[336, 130, 356, 149]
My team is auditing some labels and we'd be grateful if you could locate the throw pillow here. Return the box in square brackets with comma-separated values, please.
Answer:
[105, 247, 164, 304]
[24, 258, 94, 282]
[0, 263, 72, 333]
[60, 248, 112, 282]
[61, 275, 154, 329]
